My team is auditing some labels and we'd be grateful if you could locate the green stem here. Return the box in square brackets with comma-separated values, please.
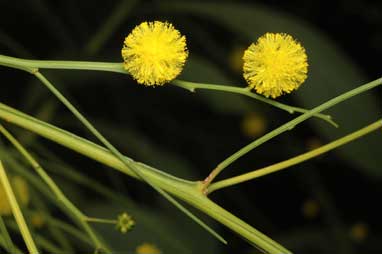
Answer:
[172, 80, 337, 127]
[46, 216, 93, 246]
[0, 153, 94, 246]
[0, 54, 335, 126]
[0, 161, 39, 254]
[208, 119, 382, 193]
[6, 220, 67, 254]
[0, 215, 15, 253]
[0, 54, 125, 74]
[0, 125, 110, 253]
[85, 217, 117, 224]
[28, 195, 74, 252]
[0, 235, 23, 254]
[1, 152, 94, 249]
[0, 102, 291, 254]
[203, 77, 382, 187]
[31, 71, 226, 244]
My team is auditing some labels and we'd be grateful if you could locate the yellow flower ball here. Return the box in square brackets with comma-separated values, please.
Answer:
[0, 176, 29, 216]
[135, 242, 161, 254]
[243, 33, 308, 98]
[121, 21, 188, 86]
[350, 222, 368, 242]
[241, 112, 267, 138]
[31, 212, 45, 228]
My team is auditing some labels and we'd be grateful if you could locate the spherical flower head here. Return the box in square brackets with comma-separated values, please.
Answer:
[121, 21, 188, 86]
[243, 33, 308, 98]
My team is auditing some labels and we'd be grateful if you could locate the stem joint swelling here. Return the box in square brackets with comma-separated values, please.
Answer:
[31, 68, 39, 74]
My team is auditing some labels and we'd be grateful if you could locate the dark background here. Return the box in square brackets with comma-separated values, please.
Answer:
[0, 0, 381, 253]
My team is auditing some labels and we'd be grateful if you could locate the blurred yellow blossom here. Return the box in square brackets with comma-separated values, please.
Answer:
[350, 222, 368, 242]
[301, 199, 320, 219]
[229, 46, 246, 73]
[135, 242, 161, 254]
[31, 212, 45, 228]
[0, 176, 29, 215]
[305, 137, 323, 151]
[241, 112, 267, 138]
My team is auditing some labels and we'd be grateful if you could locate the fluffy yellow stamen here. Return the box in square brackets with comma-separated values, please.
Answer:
[121, 21, 188, 86]
[243, 33, 308, 98]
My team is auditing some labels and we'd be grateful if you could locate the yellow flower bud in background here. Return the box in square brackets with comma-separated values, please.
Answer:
[241, 112, 267, 138]
[135, 242, 161, 254]
[301, 199, 320, 219]
[31, 211, 45, 228]
[350, 222, 368, 242]
[0, 176, 29, 216]
[229, 46, 246, 73]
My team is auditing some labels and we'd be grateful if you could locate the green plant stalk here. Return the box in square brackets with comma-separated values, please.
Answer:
[85, 217, 117, 224]
[6, 220, 67, 254]
[32, 149, 192, 254]
[0, 160, 39, 254]
[0, 214, 15, 253]
[27, 188, 74, 252]
[0, 151, 93, 246]
[0, 235, 23, 254]
[0, 125, 110, 253]
[31, 71, 226, 245]
[0, 151, 102, 252]
[46, 216, 93, 246]
[0, 54, 125, 73]
[33, 235, 65, 254]
[0, 54, 379, 253]
[0, 103, 291, 254]
[0, 54, 333, 124]
[172, 80, 337, 127]
[0, 152, 94, 249]
[208, 119, 382, 193]
[203, 77, 382, 187]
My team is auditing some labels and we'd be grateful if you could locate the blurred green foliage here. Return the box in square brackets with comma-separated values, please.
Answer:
[0, 0, 381, 253]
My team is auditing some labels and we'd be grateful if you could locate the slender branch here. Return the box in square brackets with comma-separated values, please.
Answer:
[207, 119, 382, 193]
[0, 214, 16, 253]
[0, 161, 39, 254]
[0, 234, 23, 254]
[202, 77, 382, 188]
[6, 220, 67, 254]
[172, 80, 337, 127]
[0, 102, 292, 254]
[0, 124, 110, 253]
[1, 152, 94, 249]
[31, 71, 226, 244]
[0, 54, 336, 126]
[85, 217, 117, 224]
[46, 216, 93, 246]
[0, 54, 125, 74]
